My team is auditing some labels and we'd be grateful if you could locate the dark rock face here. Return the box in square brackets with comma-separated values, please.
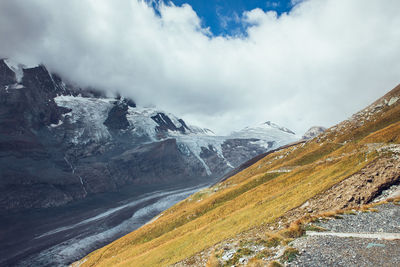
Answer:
[0, 61, 86, 211]
[0, 60, 212, 212]
[108, 139, 207, 185]
[104, 100, 130, 130]
[200, 145, 231, 176]
[151, 113, 188, 134]
[0, 60, 16, 86]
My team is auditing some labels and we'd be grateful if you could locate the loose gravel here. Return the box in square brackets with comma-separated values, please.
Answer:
[288, 203, 400, 267]
[315, 203, 400, 233]
[289, 235, 400, 267]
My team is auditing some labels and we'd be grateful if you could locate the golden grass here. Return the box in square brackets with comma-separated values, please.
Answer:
[247, 258, 266, 267]
[264, 234, 281, 248]
[361, 121, 400, 144]
[82, 148, 377, 267]
[80, 88, 400, 267]
[205, 250, 220, 267]
[267, 261, 283, 267]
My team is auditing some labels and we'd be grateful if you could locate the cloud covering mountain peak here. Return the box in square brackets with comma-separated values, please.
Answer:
[1, 0, 399, 134]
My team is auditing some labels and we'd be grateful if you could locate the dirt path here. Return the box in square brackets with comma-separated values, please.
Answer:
[306, 231, 400, 240]
[289, 202, 400, 267]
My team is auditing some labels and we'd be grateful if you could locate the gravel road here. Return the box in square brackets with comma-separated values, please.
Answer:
[288, 203, 400, 267]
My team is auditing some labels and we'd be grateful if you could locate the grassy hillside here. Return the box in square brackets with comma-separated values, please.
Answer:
[79, 84, 400, 267]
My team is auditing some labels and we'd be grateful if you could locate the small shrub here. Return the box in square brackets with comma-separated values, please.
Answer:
[206, 252, 221, 267]
[247, 258, 264, 267]
[304, 224, 327, 232]
[279, 222, 304, 238]
[239, 239, 253, 247]
[265, 236, 281, 247]
[280, 247, 299, 262]
[255, 249, 273, 259]
[224, 253, 240, 266]
[224, 248, 253, 266]
[319, 211, 343, 219]
[343, 210, 357, 215]
[237, 247, 253, 256]
[255, 238, 267, 246]
[185, 257, 197, 265]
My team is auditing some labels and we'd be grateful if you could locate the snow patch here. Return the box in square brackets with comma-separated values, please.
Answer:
[54, 95, 114, 144]
[126, 106, 160, 141]
[50, 120, 63, 128]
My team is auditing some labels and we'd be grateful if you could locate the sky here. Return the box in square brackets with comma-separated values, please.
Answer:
[0, 0, 400, 135]
[161, 0, 294, 36]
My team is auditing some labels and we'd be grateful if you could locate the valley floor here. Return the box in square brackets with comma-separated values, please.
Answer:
[0, 181, 210, 267]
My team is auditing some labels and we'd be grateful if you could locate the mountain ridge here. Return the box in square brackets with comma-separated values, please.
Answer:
[0, 58, 299, 212]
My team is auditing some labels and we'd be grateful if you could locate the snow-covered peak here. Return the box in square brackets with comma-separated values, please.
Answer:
[228, 121, 298, 147]
[53, 93, 215, 145]
[126, 105, 214, 139]
[262, 121, 296, 135]
[232, 121, 296, 138]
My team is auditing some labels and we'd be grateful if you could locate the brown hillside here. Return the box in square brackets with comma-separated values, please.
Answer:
[77, 84, 400, 267]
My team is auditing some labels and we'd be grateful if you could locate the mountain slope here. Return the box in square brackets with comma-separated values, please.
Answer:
[0, 58, 297, 211]
[78, 84, 400, 267]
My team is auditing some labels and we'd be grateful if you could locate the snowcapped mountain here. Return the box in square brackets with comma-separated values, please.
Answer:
[230, 121, 298, 146]
[0, 58, 299, 211]
[53, 93, 298, 176]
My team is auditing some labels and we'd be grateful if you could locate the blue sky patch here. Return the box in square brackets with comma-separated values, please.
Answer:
[165, 0, 298, 36]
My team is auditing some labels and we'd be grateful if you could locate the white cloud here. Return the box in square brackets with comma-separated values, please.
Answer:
[0, 0, 399, 135]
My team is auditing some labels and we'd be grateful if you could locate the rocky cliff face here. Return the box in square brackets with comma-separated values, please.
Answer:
[0, 59, 298, 211]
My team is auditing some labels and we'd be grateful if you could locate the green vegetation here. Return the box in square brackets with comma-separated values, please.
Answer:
[265, 235, 281, 248]
[223, 247, 253, 266]
[280, 247, 299, 262]
[255, 248, 273, 259]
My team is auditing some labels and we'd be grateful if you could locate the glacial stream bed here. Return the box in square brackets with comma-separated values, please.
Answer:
[0, 180, 210, 267]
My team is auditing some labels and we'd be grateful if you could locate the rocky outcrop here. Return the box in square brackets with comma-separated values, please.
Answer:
[302, 126, 326, 140]
[0, 59, 16, 85]
[151, 112, 189, 134]
[0, 61, 85, 211]
[104, 99, 134, 131]
[294, 156, 400, 214]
